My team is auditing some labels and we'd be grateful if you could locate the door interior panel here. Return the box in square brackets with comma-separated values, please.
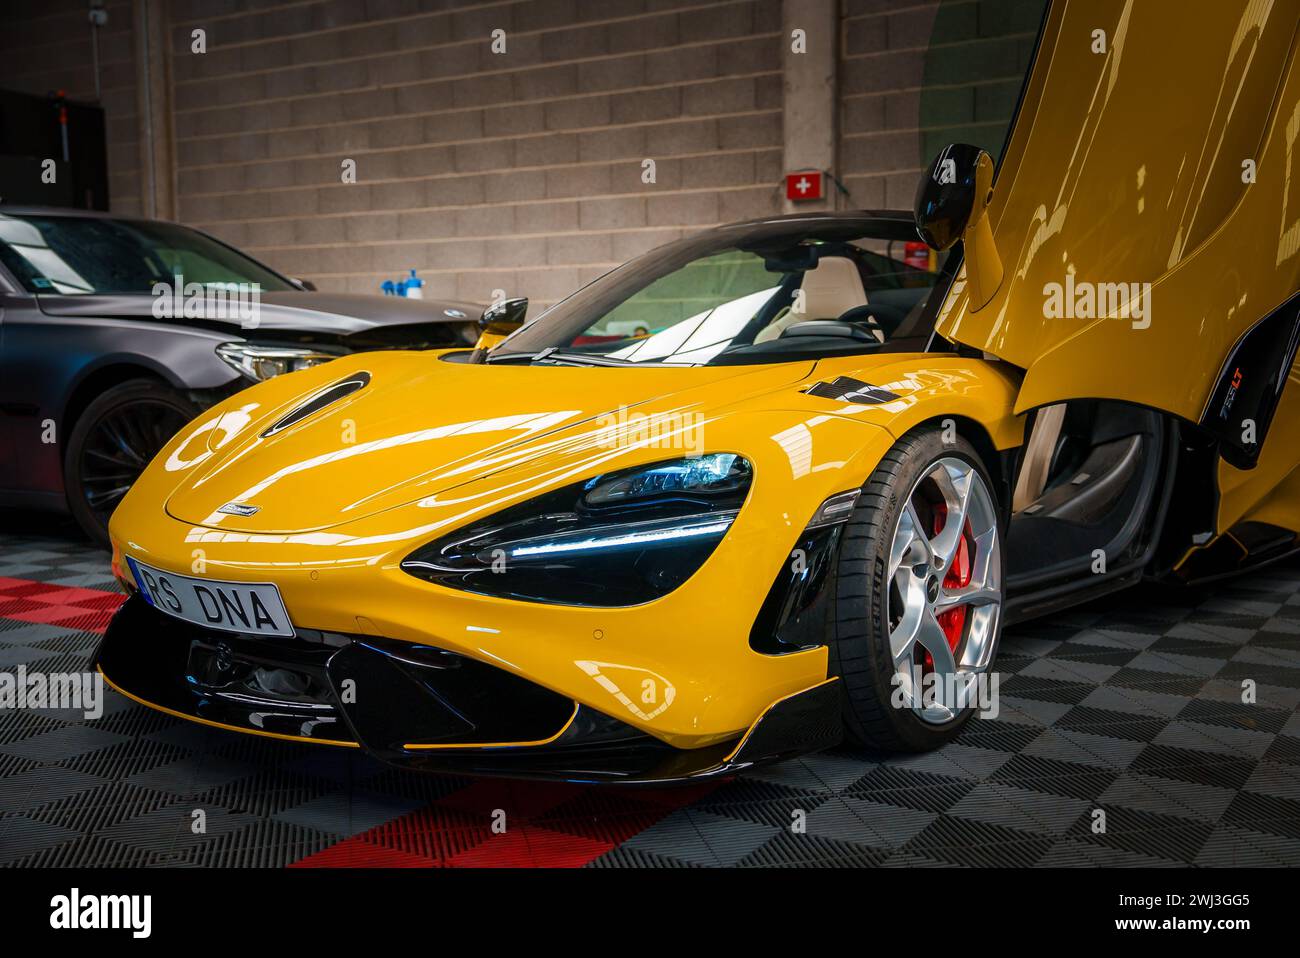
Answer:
[1007, 401, 1168, 592]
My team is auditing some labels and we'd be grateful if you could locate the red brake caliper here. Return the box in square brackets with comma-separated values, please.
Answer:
[921, 501, 972, 668]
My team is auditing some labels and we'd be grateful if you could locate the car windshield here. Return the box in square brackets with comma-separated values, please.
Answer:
[0, 213, 296, 295]
[493, 217, 954, 366]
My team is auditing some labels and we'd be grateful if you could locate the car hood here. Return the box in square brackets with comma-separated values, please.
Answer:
[35, 291, 480, 344]
[161, 353, 817, 534]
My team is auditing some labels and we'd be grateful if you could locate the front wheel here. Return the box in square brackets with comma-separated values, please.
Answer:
[828, 428, 1005, 752]
[64, 379, 198, 546]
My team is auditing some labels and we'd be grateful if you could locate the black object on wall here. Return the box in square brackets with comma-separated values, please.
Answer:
[0, 88, 109, 210]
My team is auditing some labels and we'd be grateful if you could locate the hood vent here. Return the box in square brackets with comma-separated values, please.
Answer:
[260, 370, 371, 438]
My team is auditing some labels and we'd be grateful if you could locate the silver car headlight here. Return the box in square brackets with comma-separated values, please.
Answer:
[216, 342, 335, 382]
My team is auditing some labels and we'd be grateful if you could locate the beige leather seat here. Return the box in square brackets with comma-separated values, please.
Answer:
[755, 256, 873, 344]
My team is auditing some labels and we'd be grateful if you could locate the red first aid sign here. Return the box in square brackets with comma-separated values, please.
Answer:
[785, 170, 824, 201]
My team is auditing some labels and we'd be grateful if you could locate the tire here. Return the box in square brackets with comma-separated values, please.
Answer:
[828, 427, 1006, 752]
[64, 379, 198, 546]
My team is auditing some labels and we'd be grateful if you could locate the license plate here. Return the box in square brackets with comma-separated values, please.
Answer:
[125, 557, 295, 638]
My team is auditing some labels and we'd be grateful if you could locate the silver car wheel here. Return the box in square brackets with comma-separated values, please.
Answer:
[886, 456, 1002, 725]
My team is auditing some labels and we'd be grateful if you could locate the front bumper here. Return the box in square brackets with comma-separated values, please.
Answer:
[95, 596, 842, 783]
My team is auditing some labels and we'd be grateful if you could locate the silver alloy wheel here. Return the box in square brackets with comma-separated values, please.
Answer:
[886, 456, 1002, 724]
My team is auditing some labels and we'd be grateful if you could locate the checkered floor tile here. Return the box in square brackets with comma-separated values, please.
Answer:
[3, 520, 1300, 867]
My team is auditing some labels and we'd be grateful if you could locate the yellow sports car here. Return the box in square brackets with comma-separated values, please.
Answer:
[98, 2, 1300, 781]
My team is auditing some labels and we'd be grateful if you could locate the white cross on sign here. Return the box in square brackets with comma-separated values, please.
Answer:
[785, 170, 823, 201]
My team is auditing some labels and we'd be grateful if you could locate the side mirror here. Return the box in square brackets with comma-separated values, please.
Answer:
[913, 144, 1003, 310]
[291, 277, 317, 292]
[478, 296, 528, 336]
[469, 297, 528, 363]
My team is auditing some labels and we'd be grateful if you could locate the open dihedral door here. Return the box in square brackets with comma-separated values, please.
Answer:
[934, 0, 1300, 470]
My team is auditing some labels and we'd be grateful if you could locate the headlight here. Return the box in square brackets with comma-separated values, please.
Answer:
[216, 342, 335, 382]
[402, 453, 753, 606]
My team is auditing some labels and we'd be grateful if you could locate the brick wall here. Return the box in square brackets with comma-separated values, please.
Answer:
[0, 0, 143, 215]
[167, 0, 787, 306]
[839, 0, 1045, 212]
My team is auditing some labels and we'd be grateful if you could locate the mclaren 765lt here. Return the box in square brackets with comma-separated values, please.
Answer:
[98, 2, 1300, 781]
